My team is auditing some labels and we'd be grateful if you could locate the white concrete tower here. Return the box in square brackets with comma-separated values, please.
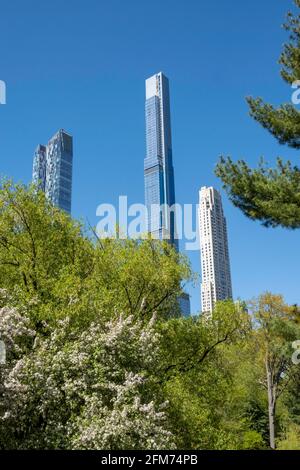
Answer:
[198, 187, 232, 313]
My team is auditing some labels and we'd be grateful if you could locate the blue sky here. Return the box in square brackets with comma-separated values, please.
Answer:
[0, 0, 299, 314]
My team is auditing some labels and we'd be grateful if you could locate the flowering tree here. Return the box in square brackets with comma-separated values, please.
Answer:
[0, 304, 174, 449]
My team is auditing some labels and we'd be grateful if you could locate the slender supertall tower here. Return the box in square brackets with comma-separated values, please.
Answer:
[32, 129, 73, 214]
[144, 72, 190, 316]
[198, 187, 233, 313]
[144, 72, 178, 250]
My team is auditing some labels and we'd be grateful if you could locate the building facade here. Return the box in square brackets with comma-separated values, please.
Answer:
[144, 72, 178, 250]
[32, 144, 47, 192]
[178, 292, 191, 318]
[32, 129, 73, 214]
[144, 72, 190, 316]
[198, 186, 232, 313]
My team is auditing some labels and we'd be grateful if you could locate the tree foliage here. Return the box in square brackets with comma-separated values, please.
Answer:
[250, 293, 300, 448]
[216, 0, 300, 229]
[0, 184, 299, 449]
[0, 180, 191, 327]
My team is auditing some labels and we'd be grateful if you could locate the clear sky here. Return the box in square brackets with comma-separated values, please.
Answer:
[0, 0, 299, 314]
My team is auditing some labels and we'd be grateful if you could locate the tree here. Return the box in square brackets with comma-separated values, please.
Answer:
[277, 424, 300, 449]
[284, 365, 300, 426]
[0, 181, 192, 327]
[251, 293, 300, 449]
[1, 182, 299, 450]
[0, 181, 192, 449]
[158, 300, 250, 383]
[0, 305, 175, 449]
[157, 301, 254, 449]
[0, 180, 93, 314]
[89, 236, 192, 322]
[0, 289, 255, 450]
[215, 0, 300, 229]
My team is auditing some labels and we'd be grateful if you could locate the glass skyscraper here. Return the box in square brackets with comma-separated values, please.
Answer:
[144, 72, 178, 250]
[178, 292, 191, 318]
[32, 129, 73, 214]
[144, 72, 190, 316]
[33, 144, 47, 192]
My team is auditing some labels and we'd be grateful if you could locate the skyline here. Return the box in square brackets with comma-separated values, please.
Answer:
[1, 0, 299, 314]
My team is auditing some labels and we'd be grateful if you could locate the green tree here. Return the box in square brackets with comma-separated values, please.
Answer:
[277, 424, 300, 449]
[216, 0, 300, 229]
[157, 301, 253, 449]
[2, 181, 299, 450]
[0, 180, 93, 314]
[284, 365, 300, 426]
[0, 181, 192, 328]
[250, 293, 300, 449]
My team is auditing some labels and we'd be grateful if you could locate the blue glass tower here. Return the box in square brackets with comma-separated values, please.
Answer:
[144, 73, 190, 316]
[46, 129, 73, 213]
[144, 72, 178, 250]
[32, 144, 47, 192]
[32, 129, 73, 214]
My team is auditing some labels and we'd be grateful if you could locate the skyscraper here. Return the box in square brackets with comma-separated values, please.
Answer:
[32, 129, 73, 214]
[144, 72, 190, 316]
[199, 187, 233, 313]
[178, 292, 191, 318]
[144, 72, 178, 250]
[32, 144, 47, 192]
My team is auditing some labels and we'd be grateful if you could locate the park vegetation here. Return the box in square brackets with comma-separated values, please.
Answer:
[0, 182, 299, 450]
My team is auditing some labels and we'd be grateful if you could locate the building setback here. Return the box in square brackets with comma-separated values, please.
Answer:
[32, 129, 73, 214]
[198, 186, 232, 313]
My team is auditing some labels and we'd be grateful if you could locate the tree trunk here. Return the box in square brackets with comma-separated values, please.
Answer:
[268, 396, 276, 449]
[266, 358, 276, 449]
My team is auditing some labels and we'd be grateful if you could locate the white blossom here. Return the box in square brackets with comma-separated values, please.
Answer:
[0, 306, 174, 450]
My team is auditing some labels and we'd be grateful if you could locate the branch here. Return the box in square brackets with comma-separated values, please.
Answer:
[159, 328, 237, 383]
